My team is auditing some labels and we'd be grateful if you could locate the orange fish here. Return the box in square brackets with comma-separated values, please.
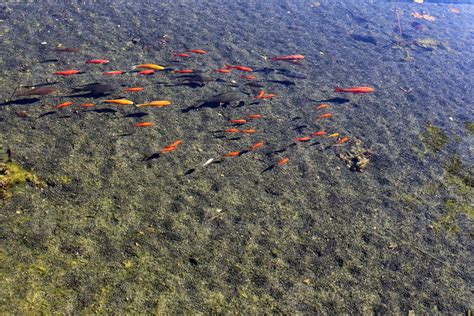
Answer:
[241, 75, 256, 80]
[137, 69, 155, 75]
[224, 128, 240, 133]
[214, 68, 232, 73]
[188, 49, 207, 54]
[230, 119, 247, 125]
[316, 103, 329, 109]
[249, 142, 264, 150]
[224, 151, 240, 157]
[55, 101, 73, 109]
[160, 146, 177, 153]
[133, 122, 153, 127]
[136, 64, 165, 70]
[246, 114, 262, 119]
[255, 91, 265, 99]
[335, 137, 349, 145]
[240, 129, 256, 134]
[53, 69, 80, 76]
[103, 71, 124, 75]
[168, 140, 182, 147]
[335, 86, 375, 93]
[173, 69, 193, 74]
[270, 55, 304, 61]
[102, 99, 134, 105]
[123, 87, 145, 92]
[80, 103, 95, 107]
[261, 93, 276, 99]
[327, 133, 340, 138]
[310, 131, 326, 137]
[295, 137, 311, 142]
[318, 113, 333, 119]
[225, 64, 253, 72]
[277, 157, 289, 166]
[86, 59, 109, 64]
[173, 53, 190, 57]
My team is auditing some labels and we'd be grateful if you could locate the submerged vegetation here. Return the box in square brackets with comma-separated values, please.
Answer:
[0, 161, 44, 199]
[418, 122, 449, 153]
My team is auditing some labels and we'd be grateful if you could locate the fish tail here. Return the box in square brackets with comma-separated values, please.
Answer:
[334, 87, 343, 92]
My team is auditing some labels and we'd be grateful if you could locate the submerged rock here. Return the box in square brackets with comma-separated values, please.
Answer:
[336, 138, 373, 173]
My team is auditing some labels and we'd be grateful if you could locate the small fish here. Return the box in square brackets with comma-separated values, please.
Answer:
[188, 49, 207, 54]
[54, 69, 80, 76]
[230, 119, 247, 125]
[136, 63, 165, 70]
[55, 101, 73, 109]
[316, 103, 329, 109]
[241, 75, 256, 80]
[224, 151, 240, 157]
[260, 93, 276, 99]
[270, 55, 304, 61]
[310, 131, 326, 137]
[168, 140, 182, 147]
[123, 87, 144, 92]
[225, 64, 253, 72]
[86, 59, 109, 64]
[15, 87, 57, 96]
[277, 157, 289, 166]
[133, 122, 153, 127]
[327, 133, 340, 138]
[246, 114, 262, 119]
[249, 141, 264, 150]
[224, 128, 240, 133]
[102, 99, 134, 105]
[240, 129, 256, 134]
[335, 86, 375, 93]
[173, 53, 190, 57]
[214, 68, 232, 73]
[255, 90, 265, 99]
[103, 71, 124, 75]
[137, 69, 155, 75]
[136, 100, 171, 107]
[53, 47, 81, 53]
[295, 137, 311, 142]
[80, 103, 95, 107]
[173, 69, 193, 74]
[335, 137, 349, 145]
[203, 158, 214, 167]
[318, 113, 333, 119]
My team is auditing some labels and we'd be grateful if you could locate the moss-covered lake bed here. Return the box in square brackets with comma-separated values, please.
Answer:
[0, 0, 472, 313]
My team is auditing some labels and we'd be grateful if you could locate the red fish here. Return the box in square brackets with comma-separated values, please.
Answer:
[277, 157, 289, 166]
[240, 129, 256, 134]
[310, 131, 326, 137]
[230, 119, 247, 125]
[335, 137, 350, 145]
[224, 128, 240, 133]
[225, 64, 253, 72]
[249, 141, 264, 150]
[123, 87, 144, 92]
[173, 53, 190, 57]
[241, 75, 256, 80]
[318, 113, 333, 119]
[335, 86, 375, 93]
[315, 103, 329, 109]
[173, 69, 193, 74]
[53, 69, 80, 76]
[255, 91, 265, 99]
[80, 103, 95, 107]
[224, 151, 240, 157]
[133, 122, 153, 127]
[245, 114, 262, 119]
[160, 146, 177, 153]
[137, 69, 155, 75]
[214, 68, 232, 73]
[270, 55, 304, 61]
[188, 49, 207, 54]
[86, 59, 109, 64]
[103, 71, 124, 75]
[295, 137, 311, 142]
[55, 101, 73, 109]
[168, 140, 182, 147]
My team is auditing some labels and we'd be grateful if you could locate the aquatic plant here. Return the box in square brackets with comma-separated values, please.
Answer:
[418, 122, 448, 153]
[0, 161, 44, 199]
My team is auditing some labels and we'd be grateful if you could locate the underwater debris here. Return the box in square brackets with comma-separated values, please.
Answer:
[0, 160, 45, 199]
[413, 38, 449, 51]
[336, 138, 373, 173]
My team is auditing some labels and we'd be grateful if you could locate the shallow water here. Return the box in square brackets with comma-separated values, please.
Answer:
[0, 0, 473, 313]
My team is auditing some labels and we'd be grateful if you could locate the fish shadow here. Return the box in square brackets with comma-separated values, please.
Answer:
[313, 97, 350, 105]
[0, 98, 40, 106]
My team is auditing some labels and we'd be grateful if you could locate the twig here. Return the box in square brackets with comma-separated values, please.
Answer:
[396, 9, 403, 37]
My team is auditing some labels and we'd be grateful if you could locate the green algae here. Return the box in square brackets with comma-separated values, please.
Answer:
[418, 122, 449, 153]
[0, 161, 44, 199]
[413, 38, 450, 51]
[464, 121, 474, 135]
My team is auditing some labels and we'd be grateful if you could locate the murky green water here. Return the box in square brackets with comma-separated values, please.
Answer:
[0, 0, 472, 313]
